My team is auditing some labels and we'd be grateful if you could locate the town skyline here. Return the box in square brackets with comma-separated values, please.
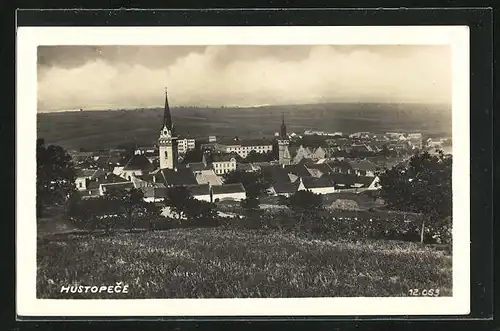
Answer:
[37, 45, 452, 112]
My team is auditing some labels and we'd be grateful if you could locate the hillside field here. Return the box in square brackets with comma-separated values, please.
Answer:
[37, 227, 452, 299]
[37, 103, 452, 150]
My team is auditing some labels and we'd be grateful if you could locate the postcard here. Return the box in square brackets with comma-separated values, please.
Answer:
[16, 25, 470, 317]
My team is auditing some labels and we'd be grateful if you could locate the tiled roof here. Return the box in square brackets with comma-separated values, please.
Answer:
[187, 162, 208, 171]
[185, 184, 211, 196]
[122, 154, 153, 171]
[348, 159, 378, 171]
[212, 183, 246, 194]
[102, 182, 135, 194]
[284, 164, 312, 178]
[160, 168, 198, 186]
[272, 180, 299, 194]
[141, 186, 168, 198]
[96, 173, 129, 184]
[324, 174, 377, 188]
[301, 177, 335, 189]
[211, 153, 237, 162]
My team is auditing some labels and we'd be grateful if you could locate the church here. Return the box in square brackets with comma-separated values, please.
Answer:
[112, 88, 247, 202]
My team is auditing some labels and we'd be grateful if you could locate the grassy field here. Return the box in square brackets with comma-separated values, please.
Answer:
[37, 103, 452, 150]
[37, 227, 452, 299]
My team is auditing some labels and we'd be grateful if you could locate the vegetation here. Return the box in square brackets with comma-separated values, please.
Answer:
[36, 138, 77, 217]
[37, 228, 452, 299]
[222, 170, 271, 199]
[164, 186, 218, 226]
[378, 150, 452, 243]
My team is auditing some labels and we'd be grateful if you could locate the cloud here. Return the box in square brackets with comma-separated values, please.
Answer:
[37, 45, 451, 112]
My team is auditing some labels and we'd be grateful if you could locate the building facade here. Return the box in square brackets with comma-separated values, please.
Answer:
[177, 138, 196, 155]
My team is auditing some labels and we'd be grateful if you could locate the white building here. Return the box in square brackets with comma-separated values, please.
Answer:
[177, 138, 196, 155]
[297, 177, 336, 195]
[186, 184, 212, 202]
[211, 183, 247, 202]
[216, 139, 273, 159]
[211, 154, 237, 175]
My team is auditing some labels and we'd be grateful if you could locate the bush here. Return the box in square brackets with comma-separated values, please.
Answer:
[224, 208, 452, 245]
[330, 199, 359, 211]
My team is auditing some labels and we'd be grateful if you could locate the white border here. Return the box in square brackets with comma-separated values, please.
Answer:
[16, 26, 470, 317]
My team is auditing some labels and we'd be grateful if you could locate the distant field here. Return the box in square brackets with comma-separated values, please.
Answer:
[37, 103, 452, 150]
[37, 227, 452, 298]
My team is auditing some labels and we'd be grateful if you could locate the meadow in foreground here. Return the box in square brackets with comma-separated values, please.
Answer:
[37, 227, 452, 299]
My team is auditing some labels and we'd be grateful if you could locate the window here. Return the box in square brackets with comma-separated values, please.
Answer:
[78, 182, 83, 188]
[164, 151, 168, 159]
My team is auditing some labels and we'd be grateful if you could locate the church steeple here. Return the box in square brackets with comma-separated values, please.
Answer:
[163, 87, 173, 132]
[158, 87, 178, 170]
[280, 112, 287, 139]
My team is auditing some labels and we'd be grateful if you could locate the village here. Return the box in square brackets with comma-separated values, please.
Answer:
[68, 89, 452, 216]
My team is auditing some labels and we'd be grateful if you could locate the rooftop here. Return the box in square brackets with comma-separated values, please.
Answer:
[122, 154, 153, 171]
[185, 184, 211, 196]
[212, 183, 246, 194]
[160, 168, 198, 186]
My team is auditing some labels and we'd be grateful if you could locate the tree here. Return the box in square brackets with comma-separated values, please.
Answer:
[36, 138, 77, 217]
[165, 186, 194, 220]
[287, 190, 323, 214]
[164, 186, 217, 226]
[105, 187, 145, 231]
[222, 170, 271, 199]
[241, 197, 260, 210]
[378, 150, 452, 243]
[183, 148, 204, 164]
[141, 202, 163, 230]
[184, 199, 218, 226]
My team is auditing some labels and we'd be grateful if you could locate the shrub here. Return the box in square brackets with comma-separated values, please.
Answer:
[331, 199, 359, 211]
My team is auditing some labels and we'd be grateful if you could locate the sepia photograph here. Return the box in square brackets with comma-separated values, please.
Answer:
[17, 26, 470, 316]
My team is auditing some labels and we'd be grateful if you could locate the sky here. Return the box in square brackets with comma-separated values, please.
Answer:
[37, 45, 452, 112]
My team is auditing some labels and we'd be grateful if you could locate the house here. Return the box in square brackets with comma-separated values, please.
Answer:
[119, 152, 154, 180]
[215, 138, 273, 159]
[141, 186, 168, 203]
[310, 146, 327, 160]
[210, 153, 237, 175]
[297, 177, 336, 195]
[159, 167, 198, 187]
[304, 163, 332, 178]
[326, 174, 381, 193]
[268, 181, 299, 197]
[211, 183, 246, 202]
[79, 188, 101, 200]
[185, 184, 212, 202]
[347, 159, 378, 177]
[177, 137, 196, 155]
[75, 168, 106, 191]
[325, 159, 354, 175]
[99, 182, 135, 196]
[292, 145, 312, 164]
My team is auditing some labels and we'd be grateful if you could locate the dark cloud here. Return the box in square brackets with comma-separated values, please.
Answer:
[37, 45, 451, 112]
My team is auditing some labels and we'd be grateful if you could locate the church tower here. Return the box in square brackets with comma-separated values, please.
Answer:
[278, 113, 291, 166]
[158, 88, 178, 170]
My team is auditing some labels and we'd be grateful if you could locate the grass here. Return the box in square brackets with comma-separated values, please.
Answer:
[37, 227, 452, 299]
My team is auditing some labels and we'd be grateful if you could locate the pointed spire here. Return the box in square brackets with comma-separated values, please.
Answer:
[280, 112, 287, 139]
[163, 87, 173, 131]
